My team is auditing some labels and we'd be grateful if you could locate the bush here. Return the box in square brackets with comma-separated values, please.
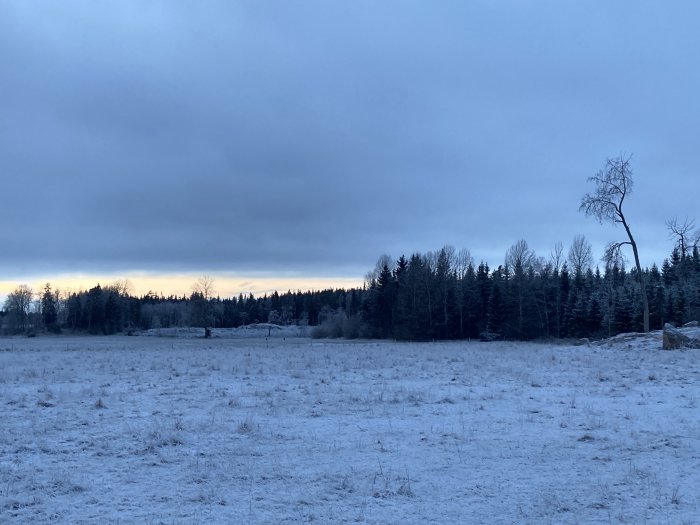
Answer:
[311, 310, 367, 339]
[311, 324, 330, 339]
[342, 314, 362, 339]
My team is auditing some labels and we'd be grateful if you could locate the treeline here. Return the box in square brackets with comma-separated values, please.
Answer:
[2, 240, 699, 340]
[0, 281, 361, 336]
[354, 242, 700, 341]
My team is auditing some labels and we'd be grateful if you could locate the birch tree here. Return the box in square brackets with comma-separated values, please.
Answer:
[580, 154, 649, 332]
[567, 234, 594, 277]
[3, 284, 34, 334]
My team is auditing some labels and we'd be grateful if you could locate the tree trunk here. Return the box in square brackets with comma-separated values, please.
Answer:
[622, 219, 650, 332]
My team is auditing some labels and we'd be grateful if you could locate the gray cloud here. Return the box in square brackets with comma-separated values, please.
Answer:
[2, 1, 699, 281]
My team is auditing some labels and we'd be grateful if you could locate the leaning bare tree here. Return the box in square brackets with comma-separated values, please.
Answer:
[580, 154, 650, 333]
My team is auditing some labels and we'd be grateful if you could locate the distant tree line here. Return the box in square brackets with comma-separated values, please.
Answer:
[2, 237, 698, 340]
[0, 280, 361, 336]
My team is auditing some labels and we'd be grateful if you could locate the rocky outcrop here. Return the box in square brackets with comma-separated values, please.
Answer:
[662, 323, 700, 350]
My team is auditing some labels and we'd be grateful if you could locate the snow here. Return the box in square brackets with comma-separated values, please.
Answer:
[1, 333, 699, 524]
[140, 323, 310, 339]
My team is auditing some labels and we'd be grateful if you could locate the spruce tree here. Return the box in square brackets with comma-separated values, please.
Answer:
[486, 267, 506, 339]
[86, 285, 105, 334]
[376, 264, 395, 338]
[476, 262, 491, 335]
[41, 283, 59, 332]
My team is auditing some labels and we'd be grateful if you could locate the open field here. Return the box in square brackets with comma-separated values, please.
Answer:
[1, 334, 698, 524]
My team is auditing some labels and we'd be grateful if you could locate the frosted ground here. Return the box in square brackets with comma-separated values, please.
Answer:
[1, 330, 698, 524]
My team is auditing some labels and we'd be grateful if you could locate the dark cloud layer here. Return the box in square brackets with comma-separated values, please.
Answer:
[2, 1, 699, 280]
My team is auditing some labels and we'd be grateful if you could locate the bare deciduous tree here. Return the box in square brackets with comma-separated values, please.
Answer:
[454, 247, 473, 338]
[193, 275, 216, 301]
[549, 241, 564, 273]
[111, 279, 133, 297]
[3, 284, 34, 334]
[191, 276, 216, 333]
[439, 245, 457, 272]
[365, 254, 393, 287]
[567, 234, 593, 276]
[455, 248, 474, 280]
[580, 154, 649, 332]
[506, 239, 537, 273]
[506, 239, 539, 338]
[666, 217, 699, 258]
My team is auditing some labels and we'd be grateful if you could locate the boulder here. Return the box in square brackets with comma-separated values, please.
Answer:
[663, 323, 700, 350]
[682, 320, 699, 328]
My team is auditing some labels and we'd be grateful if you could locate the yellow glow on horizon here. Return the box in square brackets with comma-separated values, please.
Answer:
[0, 272, 365, 301]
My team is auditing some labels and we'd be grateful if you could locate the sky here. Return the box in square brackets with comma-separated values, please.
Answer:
[2, 1, 699, 300]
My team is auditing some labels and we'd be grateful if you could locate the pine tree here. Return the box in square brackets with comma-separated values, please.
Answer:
[460, 263, 479, 339]
[41, 283, 59, 332]
[673, 289, 687, 325]
[400, 254, 432, 340]
[647, 264, 664, 330]
[613, 288, 634, 333]
[376, 264, 395, 338]
[586, 296, 603, 337]
[86, 285, 105, 334]
[433, 247, 456, 339]
[476, 262, 491, 336]
[486, 267, 506, 339]
[66, 293, 82, 331]
[650, 285, 665, 330]
[392, 256, 413, 339]
[559, 264, 571, 337]
[104, 292, 120, 334]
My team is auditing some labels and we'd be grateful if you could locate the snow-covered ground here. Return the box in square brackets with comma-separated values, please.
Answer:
[1, 333, 698, 524]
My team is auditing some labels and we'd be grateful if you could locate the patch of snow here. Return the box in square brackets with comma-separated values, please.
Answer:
[140, 323, 310, 339]
[0, 335, 698, 523]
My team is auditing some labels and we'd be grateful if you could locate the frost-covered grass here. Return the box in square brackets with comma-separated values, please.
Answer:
[0, 334, 698, 524]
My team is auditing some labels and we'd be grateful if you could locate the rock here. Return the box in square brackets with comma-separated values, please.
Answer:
[663, 323, 700, 350]
[574, 338, 590, 346]
[682, 320, 699, 328]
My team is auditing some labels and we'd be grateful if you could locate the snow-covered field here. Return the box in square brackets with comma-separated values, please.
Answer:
[1, 333, 698, 524]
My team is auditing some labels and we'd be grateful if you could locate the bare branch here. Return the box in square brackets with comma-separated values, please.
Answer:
[602, 241, 629, 269]
[506, 239, 536, 272]
[550, 241, 564, 272]
[666, 216, 697, 257]
[455, 248, 473, 279]
[579, 154, 633, 225]
[193, 275, 216, 301]
[567, 234, 593, 275]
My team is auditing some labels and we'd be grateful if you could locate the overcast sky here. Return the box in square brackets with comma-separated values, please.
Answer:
[2, 1, 699, 297]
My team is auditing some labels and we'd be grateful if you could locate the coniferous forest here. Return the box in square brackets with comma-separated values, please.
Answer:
[2, 240, 699, 341]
